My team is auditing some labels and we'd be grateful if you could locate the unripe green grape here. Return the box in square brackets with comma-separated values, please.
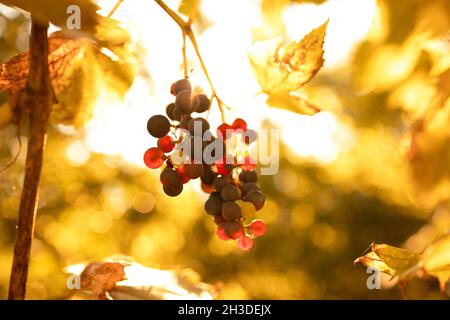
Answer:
[235, 199, 256, 220]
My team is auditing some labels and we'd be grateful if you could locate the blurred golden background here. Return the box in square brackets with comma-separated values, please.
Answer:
[0, 0, 449, 299]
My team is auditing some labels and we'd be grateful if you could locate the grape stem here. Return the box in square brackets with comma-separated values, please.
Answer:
[107, 0, 124, 18]
[153, 0, 227, 122]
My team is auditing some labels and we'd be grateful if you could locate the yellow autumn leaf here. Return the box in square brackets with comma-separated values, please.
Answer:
[248, 20, 327, 115]
[266, 91, 321, 115]
[178, 0, 201, 20]
[354, 243, 420, 278]
[1, 0, 100, 32]
[421, 233, 450, 291]
[249, 20, 328, 95]
[0, 27, 136, 128]
[354, 251, 396, 276]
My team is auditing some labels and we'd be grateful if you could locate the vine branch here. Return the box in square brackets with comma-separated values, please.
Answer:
[153, 0, 227, 122]
[8, 19, 53, 300]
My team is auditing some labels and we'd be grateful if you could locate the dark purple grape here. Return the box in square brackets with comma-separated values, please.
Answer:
[222, 201, 242, 221]
[188, 117, 210, 136]
[186, 136, 208, 162]
[223, 221, 244, 239]
[239, 170, 258, 183]
[166, 103, 176, 120]
[160, 167, 180, 185]
[173, 107, 182, 121]
[184, 163, 204, 179]
[173, 79, 191, 94]
[244, 190, 266, 210]
[220, 185, 240, 201]
[204, 192, 223, 215]
[213, 176, 230, 193]
[201, 165, 216, 185]
[163, 181, 183, 197]
[147, 115, 170, 138]
[179, 115, 193, 130]
[194, 94, 211, 113]
[176, 90, 195, 114]
[241, 182, 260, 196]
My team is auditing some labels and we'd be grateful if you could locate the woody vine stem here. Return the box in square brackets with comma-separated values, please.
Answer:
[8, 19, 53, 300]
[153, 0, 227, 122]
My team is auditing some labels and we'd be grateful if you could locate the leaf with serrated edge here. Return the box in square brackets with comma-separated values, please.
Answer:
[354, 251, 396, 276]
[0, 27, 135, 127]
[249, 20, 328, 94]
[354, 243, 420, 280]
[373, 244, 421, 273]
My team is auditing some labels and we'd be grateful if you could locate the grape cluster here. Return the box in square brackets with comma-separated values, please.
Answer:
[144, 78, 267, 251]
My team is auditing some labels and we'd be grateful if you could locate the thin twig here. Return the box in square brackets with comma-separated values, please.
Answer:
[153, 0, 227, 122]
[182, 31, 188, 79]
[107, 0, 124, 18]
[8, 20, 53, 300]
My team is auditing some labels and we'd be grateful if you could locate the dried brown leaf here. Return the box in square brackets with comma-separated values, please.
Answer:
[80, 261, 127, 298]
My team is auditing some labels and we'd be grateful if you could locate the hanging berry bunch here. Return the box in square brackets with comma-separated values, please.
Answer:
[144, 79, 267, 251]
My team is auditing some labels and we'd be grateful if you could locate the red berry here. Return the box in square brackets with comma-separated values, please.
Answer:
[217, 123, 233, 140]
[157, 136, 175, 153]
[249, 219, 266, 237]
[223, 221, 244, 239]
[241, 156, 256, 171]
[217, 224, 230, 240]
[238, 235, 254, 251]
[215, 155, 234, 176]
[144, 147, 164, 169]
[176, 166, 190, 184]
[232, 118, 247, 132]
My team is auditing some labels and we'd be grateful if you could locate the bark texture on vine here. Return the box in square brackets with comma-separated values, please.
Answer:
[8, 19, 53, 300]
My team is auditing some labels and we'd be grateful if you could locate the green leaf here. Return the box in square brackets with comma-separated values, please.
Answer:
[1, 0, 100, 32]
